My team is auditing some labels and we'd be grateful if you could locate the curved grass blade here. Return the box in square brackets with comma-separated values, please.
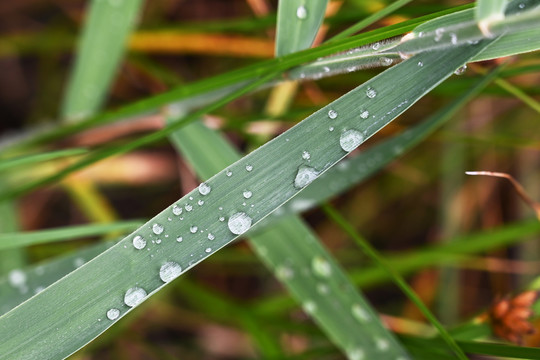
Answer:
[0, 148, 87, 172]
[171, 120, 410, 359]
[275, 0, 328, 56]
[61, 0, 144, 121]
[0, 221, 142, 251]
[0, 40, 494, 359]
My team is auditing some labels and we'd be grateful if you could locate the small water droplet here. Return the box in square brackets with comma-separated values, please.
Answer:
[316, 283, 329, 295]
[312, 256, 332, 277]
[329, 126, 334, 132]
[159, 261, 182, 283]
[74, 258, 85, 268]
[323, 66, 330, 72]
[375, 338, 390, 351]
[327, 109, 338, 119]
[435, 27, 444, 42]
[219, 216, 225, 222]
[245, 164, 253, 172]
[371, 42, 380, 50]
[228, 212, 252, 235]
[190, 226, 198, 233]
[152, 223, 164, 235]
[205, 247, 212, 253]
[172, 204, 182, 215]
[302, 151, 310, 160]
[132, 235, 146, 250]
[366, 87, 377, 99]
[417, 61, 424, 67]
[296, 5, 307, 20]
[107, 308, 120, 321]
[198, 182, 211, 195]
[185, 204, 193, 212]
[208, 233, 215, 240]
[454, 64, 467, 75]
[294, 166, 319, 189]
[156, 239, 162, 244]
[124, 287, 147, 307]
[519, 2, 525, 9]
[226, 170, 233, 177]
[176, 236, 183, 242]
[243, 190, 253, 199]
[418, 31, 424, 37]
[303, 301, 317, 314]
[450, 32, 458, 45]
[276, 265, 294, 280]
[198, 200, 204, 206]
[352, 304, 371, 322]
[359, 110, 369, 119]
[8, 269, 26, 287]
[379, 57, 392, 66]
[340, 129, 364, 152]
[347, 348, 365, 360]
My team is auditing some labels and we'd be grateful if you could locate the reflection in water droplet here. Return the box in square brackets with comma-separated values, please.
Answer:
[327, 109, 338, 119]
[190, 226, 198, 233]
[205, 247, 212, 253]
[243, 190, 252, 199]
[246, 165, 253, 172]
[132, 235, 146, 250]
[302, 151, 310, 160]
[198, 182, 211, 195]
[296, 5, 307, 20]
[107, 308, 120, 321]
[159, 262, 182, 283]
[366, 87, 377, 98]
[294, 166, 319, 189]
[228, 212, 252, 235]
[360, 110, 369, 119]
[124, 287, 147, 307]
[208, 233, 215, 240]
[172, 204, 182, 215]
[152, 223, 164, 235]
[340, 129, 364, 152]
[454, 64, 467, 75]
[176, 236, 183, 242]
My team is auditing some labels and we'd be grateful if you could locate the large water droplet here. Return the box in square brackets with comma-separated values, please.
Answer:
[312, 256, 332, 277]
[340, 129, 364, 152]
[159, 262, 182, 283]
[327, 109, 338, 119]
[228, 212, 252, 235]
[132, 235, 146, 250]
[243, 190, 252, 199]
[124, 287, 147, 307]
[107, 308, 120, 320]
[172, 204, 182, 215]
[296, 5, 307, 19]
[366, 87, 377, 98]
[198, 182, 211, 195]
[152, 223, 164, 235]
[294, 165, 319, 189]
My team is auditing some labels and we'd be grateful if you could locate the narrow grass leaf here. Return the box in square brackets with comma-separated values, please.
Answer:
[476, 0, 509, 37]
[0, 148, 87, 172]
[275, 0, 328, 56]
[61, 0, 144, 120]
[0, 221, 142, 251]
[170, 120, 409, 359]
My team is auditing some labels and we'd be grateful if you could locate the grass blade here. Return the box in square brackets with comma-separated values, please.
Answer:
[0, 148, 87, 172]
[476, 0, 508, 37]
[171, 120, 410, 359]
[275, 0, 329, 56]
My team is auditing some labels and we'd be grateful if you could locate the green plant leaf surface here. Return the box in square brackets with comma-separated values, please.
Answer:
[0, 39, 494, 360]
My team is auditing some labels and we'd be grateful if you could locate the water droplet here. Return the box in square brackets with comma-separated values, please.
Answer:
[228, 212, 252, 235]
[190, 226, 198, 233]
[172, 204, 182, 215]
[106, 308, 120, 320]
[329, 126, 334, 132]
[323, 66, 330, 72]
[303, 301, 317, 314]
[296, 5, 307, 20]
[352, 304, 371, 322]
[359, 110, 369, 119]
[301, 151, 310, 160]
[294, 166, 319, 189]
[366, 87, 377, 98]
[226, 170, 233, 177]
[375, 337, 390, 351]
[316, 283, 329, 295]
[435, 27, 444, 42]
[379, 57, 392, 66]
[208, 233, 215, 240]
[243, 190, 253, 199]
[8, 269, 26, 287]
[185, 204, 193, 212]
[74, 258, 85, 268]
[519, 2, 525, 9]
[340, 129, 364, 152]
[132, 235, 146, 250]
[418, 31, 424, 38]
[417, 61, 424, 67]
[312, 256, 332, 277]
[198, 200, 204, 206]
[450, 32, 458, 45]
[245, 164, 253, 172]
[124, 287, 147, 307]
[219, 216, 225, 222]
[454, 64, 467, 75]
[327, 109, 338, 119]
[347, 348, 365, 360]
[371, 42, 380, 50]
[156, 239, 162, 244]
[152, 223, 164, 235]
[205, 247, 212, 253]
[198, 182, 211, 195]
[276, 265, 294, 280]
[176, 236, 183, 242]
[159, 261, 182, 283]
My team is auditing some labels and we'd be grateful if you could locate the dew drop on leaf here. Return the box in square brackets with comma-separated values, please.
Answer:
[245, 164, 253, 172]
[106, 308, 120, 321]
[176, 236, 183, 242]
[132, 235, 146, 250]
[454, 64, 467, 75]
[375, 338, 390, 351]
[417, 61, 424, 67]
[294, 165, 319, 189]
[159, 262, 182, 283]
[339, 129, 364, 152]
[190, 226, 198, 233]
[302, 151, 310, 160]
[296, 5, 307, 19]
[124, 287, 147, 307]
[302, 301, 317, 314]
[347, 348, 365, 360]
[185, 204, 193, 212]
[8, 269, 26, 287]
[327, 109, 338, 119]
[198, 200, 204, 206]
[243, 190, 253, 199]
[172, 204, 182, 215]
[366, 87, 377, 99]
[228, 212, 252, 235]
[152, 223, 164, 235]
[205, 247, 212, 253]
[359, 110, 369, 119]
[198, 182, 211, 195]
[312, 256, 332, 277]
[207, 233, 215, 240]
[276, 265, 294, 280]
[351, 304, 371, 322]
